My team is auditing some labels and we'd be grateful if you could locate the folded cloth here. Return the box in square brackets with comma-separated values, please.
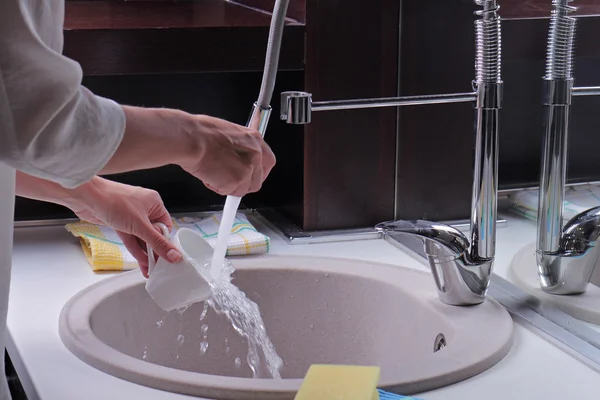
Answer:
[508, 183, 600, 222]
[65, 213, 270, 271]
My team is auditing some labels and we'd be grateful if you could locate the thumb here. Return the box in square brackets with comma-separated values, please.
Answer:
[138, 222, 182, 263]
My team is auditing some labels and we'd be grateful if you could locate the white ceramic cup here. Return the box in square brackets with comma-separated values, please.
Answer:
[144, 223, 213, 311]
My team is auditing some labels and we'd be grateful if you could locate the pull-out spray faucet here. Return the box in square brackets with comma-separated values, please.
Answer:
[536, 0, 600, 294]
[281, 1, 503, 306]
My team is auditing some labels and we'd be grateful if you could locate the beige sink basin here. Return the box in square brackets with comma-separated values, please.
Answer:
[59, 255, 513, 399]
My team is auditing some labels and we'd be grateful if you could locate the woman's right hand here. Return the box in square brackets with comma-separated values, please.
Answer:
[180, 115, 276, 197]
[104, 106, 276, 198]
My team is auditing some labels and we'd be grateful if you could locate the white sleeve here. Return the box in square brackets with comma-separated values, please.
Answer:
[0, 1, 125, 189]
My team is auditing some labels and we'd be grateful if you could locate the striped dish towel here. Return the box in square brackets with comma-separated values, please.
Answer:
[65, 213, 270, 272]
[508, 184, 600, 222]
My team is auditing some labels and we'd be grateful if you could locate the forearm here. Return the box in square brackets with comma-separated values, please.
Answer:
[99, 106, 198, 175]
[15, 171, 100, 210]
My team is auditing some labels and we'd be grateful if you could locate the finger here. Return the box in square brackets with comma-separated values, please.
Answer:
[152, 211, 173, 233]
[260, 141, 276, 180]
[204, 182, 223, 195]
[230, 163, 258, 197]
[210, 166, 252, 197]
[136, 222, 182, 264]
[247, 163, 264, 194]
[117, 231, 150, 278]
[146, 191, 173, 231]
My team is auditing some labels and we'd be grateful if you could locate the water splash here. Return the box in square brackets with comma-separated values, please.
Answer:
[192, 258, 283, 379]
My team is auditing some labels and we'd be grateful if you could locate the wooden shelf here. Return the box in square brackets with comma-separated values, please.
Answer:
[63, 1, 305, 75]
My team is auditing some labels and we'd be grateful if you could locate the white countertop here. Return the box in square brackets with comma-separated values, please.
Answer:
[6, 212, 600, 400]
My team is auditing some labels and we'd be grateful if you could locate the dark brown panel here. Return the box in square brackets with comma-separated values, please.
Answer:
[395, 1, 476, 221]
[396, 1, 600, 222]
[302, 0, 400, 230]
[499, 15, 600, 190]
[63, 1, 305, 75]
[233, 0, 306, 23]
[65, 0, 288, 29]
[503, 15, 600, 62]
[500, 0, 600, 20]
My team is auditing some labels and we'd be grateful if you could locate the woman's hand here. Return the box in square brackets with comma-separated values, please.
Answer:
[179, 114, 276, 196]
[101, 107, 277, 198]
[69, 178, 182, 277]
[16, 172, 181, 277]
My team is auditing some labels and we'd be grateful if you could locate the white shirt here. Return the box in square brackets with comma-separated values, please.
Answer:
[0, 0, 125, 188]
[0, 2, 125, 398]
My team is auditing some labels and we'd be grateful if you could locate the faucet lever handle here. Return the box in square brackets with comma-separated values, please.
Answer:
[376, 219, 470, 257]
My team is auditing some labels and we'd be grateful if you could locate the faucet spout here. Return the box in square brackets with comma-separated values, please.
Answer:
[375, 220, 494, 305]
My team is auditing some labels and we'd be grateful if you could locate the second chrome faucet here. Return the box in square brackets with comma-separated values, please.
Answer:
[536, 0, 600, 295]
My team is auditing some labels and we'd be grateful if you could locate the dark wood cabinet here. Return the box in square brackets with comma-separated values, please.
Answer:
[15, 0, 600, 233]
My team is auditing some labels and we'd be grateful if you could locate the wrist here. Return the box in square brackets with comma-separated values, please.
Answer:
[59, 176, 105, 211]
[102, 106, 199, 174]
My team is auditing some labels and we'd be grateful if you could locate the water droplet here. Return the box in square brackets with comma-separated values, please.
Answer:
[310, 324, 314, 329]
[177, 304, 190, 316]
[226, 346, 231, 354]
[142, 346, 148, 360]
[235, 357, 242, 368]
[177, 334, 185, 346]
[156, 320, 164, 328]
[201, 324, 209, 339]
[199, 302, 209, 321]
[325, 273, 330, 278]
[200, 341, 209, 354]
[324, 301, 328, 306]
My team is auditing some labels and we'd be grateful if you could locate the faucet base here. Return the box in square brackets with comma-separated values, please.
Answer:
[536, 206, 600, 295]
[375, 220, 494, 307]
[537, 248, 600, 295]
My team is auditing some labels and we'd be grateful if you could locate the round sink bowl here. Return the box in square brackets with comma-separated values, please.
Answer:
[60, 255, 513, 399]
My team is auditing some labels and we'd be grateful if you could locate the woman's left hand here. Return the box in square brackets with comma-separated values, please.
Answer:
[64, 177, 182, 277]
[16, 172, 182, 277]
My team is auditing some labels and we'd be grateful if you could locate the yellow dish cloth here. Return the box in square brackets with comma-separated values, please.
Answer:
[65, 213, 270, 272]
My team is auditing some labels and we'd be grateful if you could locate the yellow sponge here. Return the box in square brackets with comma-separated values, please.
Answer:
[295, 364, 380, 400]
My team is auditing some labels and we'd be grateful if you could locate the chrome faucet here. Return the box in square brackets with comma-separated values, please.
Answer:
[281, 0, 503, 306]
[536, 0, 600, 295]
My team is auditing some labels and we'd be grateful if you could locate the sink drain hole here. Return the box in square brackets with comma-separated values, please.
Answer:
[434, 333, 446, 352]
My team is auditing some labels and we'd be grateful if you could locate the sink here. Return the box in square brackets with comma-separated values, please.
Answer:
[59, 255, 513, 399]
[509, 243, 600, 324]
